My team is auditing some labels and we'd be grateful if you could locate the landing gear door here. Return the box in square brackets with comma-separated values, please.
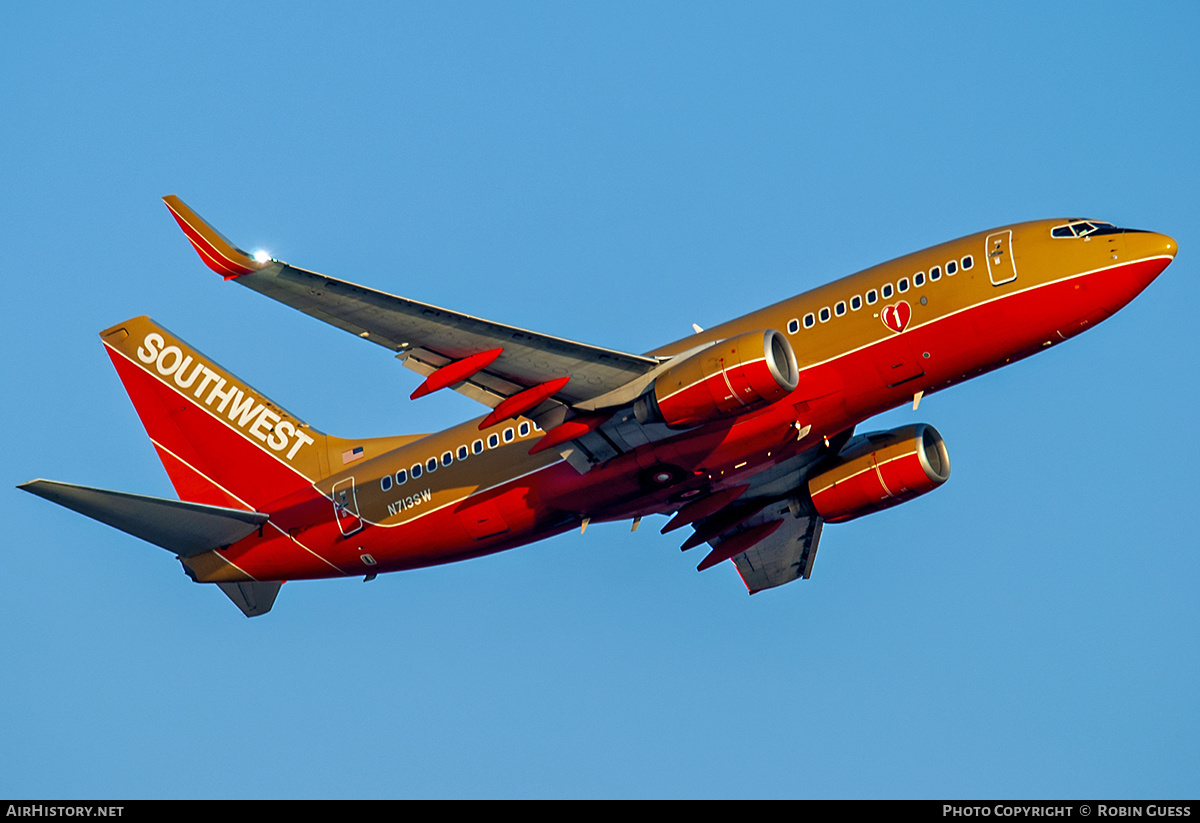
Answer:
[986, 230, 1017, 286]
[331, 477, 363, 536]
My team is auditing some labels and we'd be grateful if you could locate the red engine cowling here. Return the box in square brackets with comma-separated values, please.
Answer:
[807, 424, 950, 523]
[635, 330, 799, 429]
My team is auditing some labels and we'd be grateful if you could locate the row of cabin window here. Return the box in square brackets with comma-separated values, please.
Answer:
[379, 420, 536, 491]
[786, 254, 975, 333]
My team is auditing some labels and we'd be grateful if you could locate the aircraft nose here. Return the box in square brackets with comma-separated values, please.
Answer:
[1126, 230, 1177, 261]
[1126, 231, 1177, 289]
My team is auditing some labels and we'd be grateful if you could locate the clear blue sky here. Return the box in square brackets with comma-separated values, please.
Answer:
[3, 1, 1197, 799]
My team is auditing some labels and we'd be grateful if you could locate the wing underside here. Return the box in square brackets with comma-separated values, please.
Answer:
[731, 511, 823, 593]
[235, 262, 660, 409]
[164, 190, 658, 415]
[665, 445, 832, 591]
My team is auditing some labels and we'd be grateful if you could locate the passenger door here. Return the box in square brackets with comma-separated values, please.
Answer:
[331, 477, 363, 536]
[985, 230, 1017, 286]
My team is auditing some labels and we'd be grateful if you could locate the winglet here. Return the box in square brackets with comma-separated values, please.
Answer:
[162, 195, 268, 279]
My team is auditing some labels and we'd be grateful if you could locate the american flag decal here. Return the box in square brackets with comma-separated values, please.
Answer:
[342, 446, 364, 464]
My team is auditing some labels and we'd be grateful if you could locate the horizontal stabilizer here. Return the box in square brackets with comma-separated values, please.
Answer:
[19, 479, 268, 557]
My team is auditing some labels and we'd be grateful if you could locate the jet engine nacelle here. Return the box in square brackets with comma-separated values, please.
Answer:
[635, 330, 800, 429]
[808, 423, 950, 523]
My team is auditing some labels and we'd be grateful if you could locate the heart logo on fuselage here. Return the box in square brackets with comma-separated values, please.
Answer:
[881, 301, 911, 333]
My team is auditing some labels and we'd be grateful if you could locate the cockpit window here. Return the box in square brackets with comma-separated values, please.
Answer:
[1051, 220, 1116, 238]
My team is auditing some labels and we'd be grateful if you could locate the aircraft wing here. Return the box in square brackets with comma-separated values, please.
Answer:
[731, 513, 823, 593]
[164, 196, 660, 411]
[665, 473, 825, 592]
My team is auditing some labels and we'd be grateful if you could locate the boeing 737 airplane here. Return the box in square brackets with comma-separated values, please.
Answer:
[19, 197, 1177, 615]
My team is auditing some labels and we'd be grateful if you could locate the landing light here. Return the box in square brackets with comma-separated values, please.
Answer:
[252, 250, 271, 264]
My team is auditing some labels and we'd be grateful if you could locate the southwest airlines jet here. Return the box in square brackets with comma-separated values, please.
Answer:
[19, 197, 1177, 615]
